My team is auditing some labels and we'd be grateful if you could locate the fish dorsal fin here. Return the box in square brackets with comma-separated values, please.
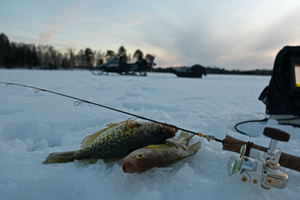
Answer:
[106, 122, 122, 128]
[81, 122, 121, 148]
[81, 130, 106, 148]
[189, 141, 201, 154]
[178, 131, 194, 146]
[125, 121, 142, 130]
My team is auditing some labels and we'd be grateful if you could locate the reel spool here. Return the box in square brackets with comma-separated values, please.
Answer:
[227, 127, 290, 190]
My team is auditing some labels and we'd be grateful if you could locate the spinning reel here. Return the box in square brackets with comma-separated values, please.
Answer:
[227, 127, 290, 190]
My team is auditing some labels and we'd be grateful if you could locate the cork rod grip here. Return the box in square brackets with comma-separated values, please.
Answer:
[222, 135, 300, 173]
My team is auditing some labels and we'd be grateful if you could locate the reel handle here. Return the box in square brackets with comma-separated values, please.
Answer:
[263, 127, 290, 142]
[222, 135, 300, 172]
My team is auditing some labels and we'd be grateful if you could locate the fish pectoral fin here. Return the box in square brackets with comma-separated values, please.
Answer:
[78, 158, 99, 164]
[189, 141, 201, 154]
[178, 131, 189, 139]
[178, 131, 194, 145]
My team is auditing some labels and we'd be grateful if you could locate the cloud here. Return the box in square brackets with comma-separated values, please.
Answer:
[126, 15, 165, 27]
[130, 2, 300, 69]
[57, 40, 81, 51]
[89, 14, 166, 40]
[36, 0, 300, 70]
[8, 34, 39, 44]
[39, 28, 61, 44]
[38, 0, 98, 44]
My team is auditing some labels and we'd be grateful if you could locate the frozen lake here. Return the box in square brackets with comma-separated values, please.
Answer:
[0, 69, 299, 200]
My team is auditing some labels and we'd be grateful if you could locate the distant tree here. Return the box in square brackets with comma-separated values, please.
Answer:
[48, 46, 58, 69]
[0, 33, 11, 68]
[93, 50, 103, 67]
[21, 44, 30, 68]
[127, 53, 131, 62]
[97, 58, 104, 65]
[79, 49, 84, 67]
[118, 46, 126, 57]
[105, 50, 114, 62]
[133, 49, 143, 61]
[69, 49, 74, 69]
[15, 43, 26, 67]
[83, 48, 93, 66]
[118, 46, 127, 63]
[30, 45, 39, 68]
[1, 33, 163, 70]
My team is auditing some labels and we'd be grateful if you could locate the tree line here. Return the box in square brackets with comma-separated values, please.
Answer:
[0, 33, 273, 75]
[205, 66, 272, 75]
[0, 33, 143, 70]
[153, 65, 272, 76]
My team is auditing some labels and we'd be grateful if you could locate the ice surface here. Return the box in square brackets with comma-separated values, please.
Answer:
[0, 69, 300, 200]
[12, 139, 27, 152]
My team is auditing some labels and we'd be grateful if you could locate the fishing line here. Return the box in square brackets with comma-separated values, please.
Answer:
[234, 118, 268, 136]
[235, 117, 300, 136]
[0, 82, 222, 143]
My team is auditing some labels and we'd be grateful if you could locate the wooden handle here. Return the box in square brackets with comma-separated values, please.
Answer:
[222, 135, 300, 172]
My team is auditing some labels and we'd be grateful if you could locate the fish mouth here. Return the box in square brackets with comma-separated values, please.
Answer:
[122, 159, 136, 173]
[162, 123, 178, 138]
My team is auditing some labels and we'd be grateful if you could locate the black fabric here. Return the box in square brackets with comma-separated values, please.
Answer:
[259, 46, 300, 116]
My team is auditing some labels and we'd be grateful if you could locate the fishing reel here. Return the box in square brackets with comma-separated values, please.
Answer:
[227, 127, 290, 190]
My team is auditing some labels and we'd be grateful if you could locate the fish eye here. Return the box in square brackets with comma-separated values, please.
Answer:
[136, 154, 145, 159]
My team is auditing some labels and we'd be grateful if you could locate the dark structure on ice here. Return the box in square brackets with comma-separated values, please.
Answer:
[169, 64, 207, 78]
[259, 46, 300, 127]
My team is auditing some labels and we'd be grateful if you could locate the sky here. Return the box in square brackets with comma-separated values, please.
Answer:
[1, 0, 300, 70]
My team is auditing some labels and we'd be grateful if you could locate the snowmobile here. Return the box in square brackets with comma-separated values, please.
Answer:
[169, 64, 207, 78]
[91, 54, 156, 76]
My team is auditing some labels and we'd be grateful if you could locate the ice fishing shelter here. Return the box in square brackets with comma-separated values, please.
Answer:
[259, 46, 300, 127]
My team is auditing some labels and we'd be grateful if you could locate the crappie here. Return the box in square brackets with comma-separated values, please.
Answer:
[122, 131, 201, 173]
[43, 121, 178, 164]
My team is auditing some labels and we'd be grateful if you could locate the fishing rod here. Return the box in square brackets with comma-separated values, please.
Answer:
[2, 81, 300, 189]
[0, 82, 222, 143]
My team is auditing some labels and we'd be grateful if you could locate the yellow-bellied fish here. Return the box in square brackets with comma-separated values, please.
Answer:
[122, 131, 201, 173]
[43, 120, 178, 164]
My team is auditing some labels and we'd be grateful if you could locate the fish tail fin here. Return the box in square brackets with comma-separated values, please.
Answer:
[43, 151, 76, 164]
[189, 141, 201, 154]
[178, 131, 194, 145]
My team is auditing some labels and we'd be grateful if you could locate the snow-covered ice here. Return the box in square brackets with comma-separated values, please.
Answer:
[0, 69, 300, 200]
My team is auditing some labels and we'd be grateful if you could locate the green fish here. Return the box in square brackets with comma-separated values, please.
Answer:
[122, 131, 201, 173]
[43, 121, 178, 164]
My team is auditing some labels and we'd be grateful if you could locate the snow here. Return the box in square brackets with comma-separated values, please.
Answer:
[0, 69, 300, 200]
